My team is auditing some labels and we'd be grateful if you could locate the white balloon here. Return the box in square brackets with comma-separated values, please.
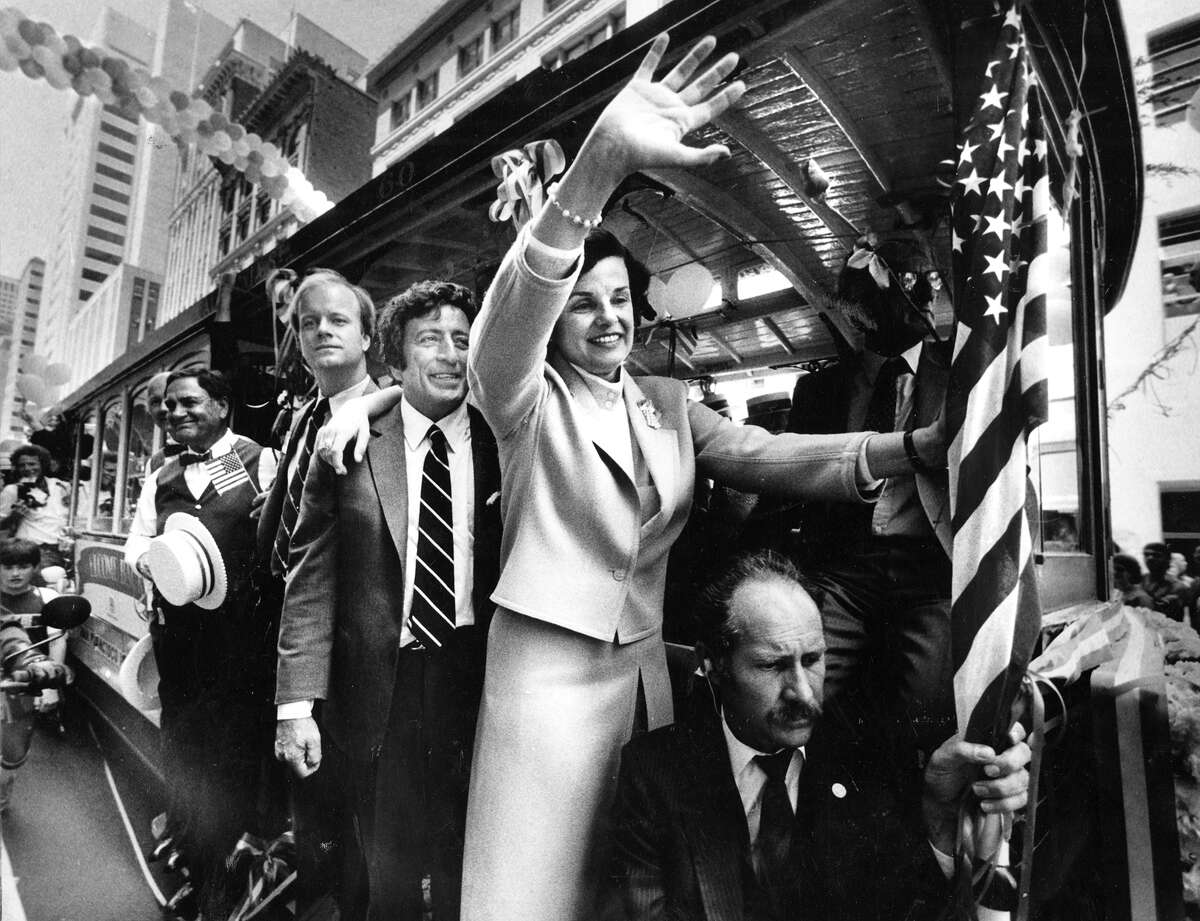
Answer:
[662, 264, 716, 318]
[43, 362, 71, 386]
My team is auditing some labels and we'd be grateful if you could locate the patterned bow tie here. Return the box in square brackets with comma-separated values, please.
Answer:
[179, 450, 212, 467]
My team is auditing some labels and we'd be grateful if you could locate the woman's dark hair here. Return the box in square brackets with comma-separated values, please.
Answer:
[0, 537, 41, 567]
[378, 279, 477, 369]
[693, 550, 824, 665]
[581, 229, 654, 325]
[1112, 553, 1144, 584]
[10, 443, 52, 473]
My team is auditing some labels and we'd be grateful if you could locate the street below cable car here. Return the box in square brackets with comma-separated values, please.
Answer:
[1, 706, 166, 920]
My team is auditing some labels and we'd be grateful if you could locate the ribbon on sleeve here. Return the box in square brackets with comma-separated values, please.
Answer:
[488, 139, 566, 231]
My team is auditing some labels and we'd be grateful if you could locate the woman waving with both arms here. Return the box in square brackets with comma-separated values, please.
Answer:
[318, 33, 945, 921]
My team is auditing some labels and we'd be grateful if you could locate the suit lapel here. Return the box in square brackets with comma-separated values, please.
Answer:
[366, 408, 409, 568]
[681, 704, 749, 921]
[624, 375, 679, 526]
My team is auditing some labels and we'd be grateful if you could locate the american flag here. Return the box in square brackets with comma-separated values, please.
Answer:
[946, 5, 1052, 750]
[204, 449, 252, 495]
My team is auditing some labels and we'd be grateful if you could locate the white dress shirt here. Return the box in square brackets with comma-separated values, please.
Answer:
[400, 396, 476, 646]
[568, 361, 634, 473]
[123, 429, 279, 567]
[721, 711, 803, 874]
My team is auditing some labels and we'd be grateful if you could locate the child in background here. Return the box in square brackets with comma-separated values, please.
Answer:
[0, 537, 69, 810]
[1, 597, 69, 811]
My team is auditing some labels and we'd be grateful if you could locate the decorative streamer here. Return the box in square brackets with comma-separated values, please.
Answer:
[488, 139, 566, 231]
[0, 7, 333, 223]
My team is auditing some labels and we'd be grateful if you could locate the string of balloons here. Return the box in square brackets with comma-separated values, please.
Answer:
[0, 7, 333, 222]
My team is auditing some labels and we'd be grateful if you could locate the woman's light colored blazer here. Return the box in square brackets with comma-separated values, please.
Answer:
[468, 227, 872, 644]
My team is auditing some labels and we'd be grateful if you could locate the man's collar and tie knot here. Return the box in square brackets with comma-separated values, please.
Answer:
[754, 749, 798, 786]
[179, 450, 212, 467]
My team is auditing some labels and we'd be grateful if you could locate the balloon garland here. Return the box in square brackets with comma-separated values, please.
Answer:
[0, 7, 333, 223]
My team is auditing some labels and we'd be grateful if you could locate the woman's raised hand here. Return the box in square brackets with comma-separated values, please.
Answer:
[585, 34, 745, 180]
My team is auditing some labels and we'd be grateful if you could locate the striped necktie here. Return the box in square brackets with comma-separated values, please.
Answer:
[409, 424, 455, 649]
[271, 397, 329, 577]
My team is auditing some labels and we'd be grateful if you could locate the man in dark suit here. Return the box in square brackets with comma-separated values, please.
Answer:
[275, 280, 501, 921]
[606, 550, 1030, 921]
[774, 233, 954, 750]
[253, 269, 378, 914]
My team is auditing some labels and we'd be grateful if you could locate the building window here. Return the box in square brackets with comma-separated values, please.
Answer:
[459, 34, 484, 77]
[95, 162, 133, 185]
[89, 204, 127, 224]
[92, 183, 130, 205]
[1147, 18, 1200, 127]
[391, 93, 411, 129]
[145, 281, 160, 330]
[1161, 485, 1200, 562]
[84, 247, 122, 266]
[102, 104, 138, 124]
[491, 9, 519, 52]
[545, 0, 571, 13]
[97, 141, 135, 165]
[1159, 209, 1200, 318]
[87, 225, 126, 247]
[81, 267, 109, 284]
[544, 14, 624, 70]
[416, 72, 439, 111]
[99, 121, 136, 144]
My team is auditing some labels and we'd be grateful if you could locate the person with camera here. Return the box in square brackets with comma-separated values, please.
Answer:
[0, 444, 72, 573]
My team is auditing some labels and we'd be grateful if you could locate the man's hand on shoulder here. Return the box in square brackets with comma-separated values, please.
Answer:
[135, 553, 153, 581]
[275, 716, 323, 778]
[921, 721, 1030, 859]
[249, 489, 268, 520]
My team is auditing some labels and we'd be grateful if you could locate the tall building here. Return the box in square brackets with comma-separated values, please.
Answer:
[1105, 3, 1200, 556]
[365, 0, 665, 175]
[0, 258, 46, 440]
[0, 275, 17, 330]
[37, 1, 230, 393]
[159, 15, 373, 324]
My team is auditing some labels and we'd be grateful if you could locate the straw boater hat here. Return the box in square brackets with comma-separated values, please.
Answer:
[145, 513, 227, 610]
[118, 633, 161, 711]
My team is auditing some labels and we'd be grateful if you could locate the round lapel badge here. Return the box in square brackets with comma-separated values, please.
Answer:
[831, 782, 847, 799]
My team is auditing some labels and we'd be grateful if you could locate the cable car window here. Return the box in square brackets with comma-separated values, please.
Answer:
[1028, 202, 1085, 555]
[75, 408, 98, 527]
[94, 398, 122, 533]
[125, 380, 154, 532]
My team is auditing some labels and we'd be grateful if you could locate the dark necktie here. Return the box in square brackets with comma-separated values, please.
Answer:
[754, 749, 799, 906]
[409, 425, 455, 649]
[179, 450, 211, 467]
[864, 356, 908, 434]
[271, 398, 329, 577]
[163, 443, 185, 457]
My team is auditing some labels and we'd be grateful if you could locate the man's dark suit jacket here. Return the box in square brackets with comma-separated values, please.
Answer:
[605, 690, 948, 921]
[783, 340, 951, 558]
[275, 401, 502, 765]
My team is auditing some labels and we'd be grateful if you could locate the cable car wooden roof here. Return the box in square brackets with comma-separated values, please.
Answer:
[60, 0, 1141, 408]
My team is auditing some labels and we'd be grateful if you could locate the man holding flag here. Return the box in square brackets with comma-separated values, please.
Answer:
[124, 368, 280, 921]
